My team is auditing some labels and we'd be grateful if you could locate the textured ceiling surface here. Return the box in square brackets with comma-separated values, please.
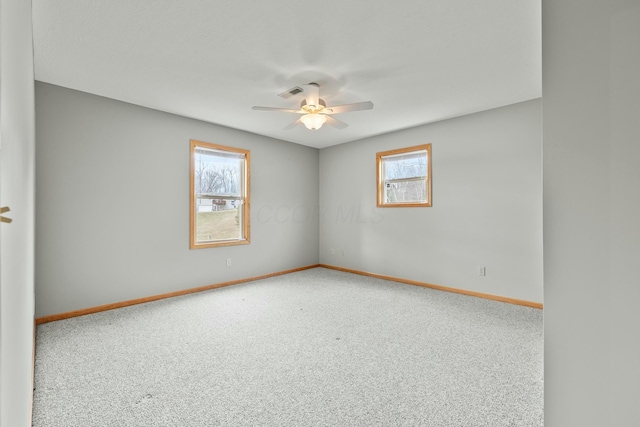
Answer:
[32, 0, 541, 149]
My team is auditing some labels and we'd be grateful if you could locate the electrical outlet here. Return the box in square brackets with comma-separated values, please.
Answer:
[478, 266, 486, 276]
[340, 249, 346, 257]
[226, 258, 232, 267]
[330, 248, 335, 255]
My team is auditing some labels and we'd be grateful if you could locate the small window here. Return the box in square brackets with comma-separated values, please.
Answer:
[377, 144, 432, 207]
[190, 140, 250, 249]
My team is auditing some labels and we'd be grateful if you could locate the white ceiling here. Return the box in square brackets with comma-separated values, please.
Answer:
[32, 0, 541, 149]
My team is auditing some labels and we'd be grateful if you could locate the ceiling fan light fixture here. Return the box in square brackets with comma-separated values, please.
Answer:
[300, 113, 327, 130]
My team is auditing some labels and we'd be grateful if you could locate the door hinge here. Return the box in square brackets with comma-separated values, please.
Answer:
[0, 206, 13, 223]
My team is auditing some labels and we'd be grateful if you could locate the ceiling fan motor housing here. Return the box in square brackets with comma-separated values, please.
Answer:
[300, 98, 326, 110]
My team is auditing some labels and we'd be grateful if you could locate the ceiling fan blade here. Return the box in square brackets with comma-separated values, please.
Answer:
[284, 118, 303, 130]
[325, 115, 348, 129]
[252, 106, 303, 113]
[325, 101, 374, 114]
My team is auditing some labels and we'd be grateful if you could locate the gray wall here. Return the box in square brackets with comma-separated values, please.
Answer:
[319, 99, 543, 303]
[35, 83, 319, 317]
[543, 0, 640, 426]
[0, 0, 36, 424]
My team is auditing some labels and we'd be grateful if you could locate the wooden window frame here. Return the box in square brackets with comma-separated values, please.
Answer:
[376, 144, 432, 207]
[190, 139, 250, 249]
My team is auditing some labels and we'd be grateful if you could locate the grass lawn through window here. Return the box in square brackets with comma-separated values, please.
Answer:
[196, 209, 240, 242]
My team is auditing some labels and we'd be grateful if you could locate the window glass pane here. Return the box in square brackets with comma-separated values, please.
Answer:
[383, 150, 427, 180]
[385, 179, 427, 203]
[194, 148, 243, 197]
[195, 199, 242, 243]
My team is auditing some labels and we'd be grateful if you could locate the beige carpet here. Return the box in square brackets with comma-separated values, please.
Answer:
[33, 267, 543, 426]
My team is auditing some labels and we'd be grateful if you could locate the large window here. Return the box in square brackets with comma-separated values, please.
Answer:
[377, 144, 432, 207]
[190, 140, 250, 249]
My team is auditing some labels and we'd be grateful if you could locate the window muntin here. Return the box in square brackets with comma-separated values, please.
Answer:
[377, 144, 432, 207]
[190, 140, 250, 248]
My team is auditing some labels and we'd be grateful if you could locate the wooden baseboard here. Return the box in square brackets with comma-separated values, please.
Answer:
[319, 264, 543, 309]
[34, 262, 541, 325]
[34, 264, 321, 325]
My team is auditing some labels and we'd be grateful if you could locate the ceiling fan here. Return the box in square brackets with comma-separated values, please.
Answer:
[252, 83, 374, 131]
